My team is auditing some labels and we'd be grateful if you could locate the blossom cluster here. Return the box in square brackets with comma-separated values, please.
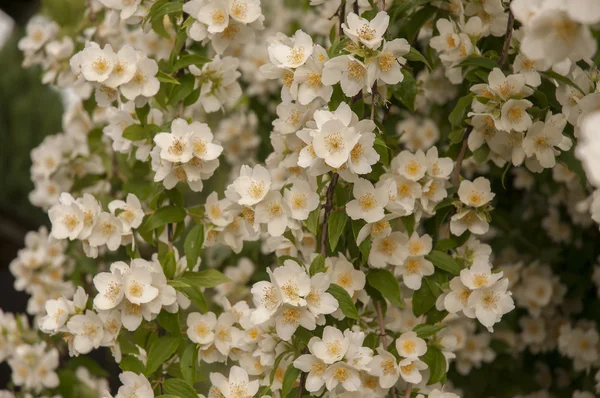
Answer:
[4, 0, 600, 397]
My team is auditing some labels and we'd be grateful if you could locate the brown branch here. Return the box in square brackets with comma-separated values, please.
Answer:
[498, 1, 514, 68]
[320, 173, 340, 257]
[451, 126, 473, 187]
[376, 301, 398, 398]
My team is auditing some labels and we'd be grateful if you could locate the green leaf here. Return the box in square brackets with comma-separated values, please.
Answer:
[412, 279, 436, 317]
[394, 69, 417, 112]
[542, 70, 585, 95]
[180, 343, 197, 386]
[156, 71, 181, 85]
[161, 250, 177, 279]
[163, 378, 198, 398]
[173, 53, 211, 71]
[327, 284, 359, 320]
[142, 206, 186, 232]
[459, 55, 498, 70]
[403, 5, 437, 44]
[449, 94, 474, 128]
[309, 255, 327, 276]
[405, 47, 432, 70]
[119, 356, 145, 374]
[179, 285, 208, 312]
[169, 73, 196, 106]
[157, 310, 180, 335]
[181, 269, 230, 288]
[281, 364, 301, 397]
[184, 224, 204, 270]
[413, 324, 446, 338]
[473, 145, 489, 164]
[328, 210, 348, 252]
[401, 214, 415, 235]
[422, 345, 447, 385]
[306, 206, 321, 236]
[367, 269, 404, 308]
[135, 103, 150, 125]
[426, 250, 461, 275]
[277, 255, 304, 266]
[434, 231, 470, 251]
[121, 124, 146, 141]
[146, 336, 180, 375]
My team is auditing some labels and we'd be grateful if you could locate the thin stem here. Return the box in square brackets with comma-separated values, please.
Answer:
[353, 1, 359, 14]
[498, 1, 514, 68]
[379, 0, 385, 11]
[320, 173, 340, 257]
[405, 384, 412, 398]
[451, 126, 473, 187]
[375, 301, 388, 347]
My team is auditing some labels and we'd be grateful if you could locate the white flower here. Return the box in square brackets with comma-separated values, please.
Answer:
[368, 348, 399, 388]
[154, 119, 193, 163]
[522, 113, 570, 168]
[396, 331, 427, 360]
[322, 55, 370, 97]
[114, 372, 153, 398]
[312, 118, 360, 168]
[88, 212, 124, 250]
[268, 30, 313, 69]
[41, 297, 71, 332]
[254, 190, 291, 236]
[346, 178, 388, 223]
[120, 57, 160, 100]
[187, 312, 217, 345]
[577, 111, 600, 187]
[514, 1, 597, 63]
[227, 0, 262, 24]
[468, 278, 514, 330]
[323, 362, 361, 391]
[205, 192, 233, 226]
[393, 150, 428, 181]
[123, 262, 159, 305]
[274, 305, 315, 340]
[18, 16, 58, 52]
[443, 277, 475, 317]
[108, 193, 144, 233]
[460, 261, 503, 290]
[197, 0, 229, 33]
[398, 358, 427, 384]
[79, 43, 117, 83]
[369, 231, 408, 268]
[190, 56, 242, 112]
[306, 274, 338, 317]
[292, 46, 332, 105]
[458, 177, 495, 208]
[250, 274, 282, 325]
[229, 164, 272, 206]
[284, 179, 319, 220]
[66, 310, 104, 355]
[346, 130, 380, 175]
[211, 366, 259, 398]
[49, 201, 84, 240]
[450, 208, 490, 236]
[497, 99, 533, 132]
[342, 11, 390, 49]
[103, 45, 138, 88]
[311, 326, 350, 364]
[368, 39, 410, 87]
[294, 352, 327, 392]
[93, 264, 125, 310]
[271, 259, 311, 306]
[190, 122, 223, 161]
[328, 255, 366, 296]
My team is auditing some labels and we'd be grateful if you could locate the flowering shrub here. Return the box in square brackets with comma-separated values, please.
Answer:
[3, 0, 600, 397]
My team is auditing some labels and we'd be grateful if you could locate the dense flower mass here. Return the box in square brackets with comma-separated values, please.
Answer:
[3, 0, 600, 397]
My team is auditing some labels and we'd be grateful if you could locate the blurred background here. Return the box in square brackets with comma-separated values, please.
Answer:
[0, 0, 66, 386]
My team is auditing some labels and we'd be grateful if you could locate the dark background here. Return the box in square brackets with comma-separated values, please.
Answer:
[0, 0, 65, 386]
